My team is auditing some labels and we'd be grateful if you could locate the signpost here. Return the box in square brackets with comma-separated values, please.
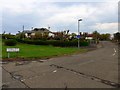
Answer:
[6, 48, 20, 58]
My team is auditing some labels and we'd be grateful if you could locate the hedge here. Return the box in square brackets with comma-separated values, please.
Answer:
[16, 39, 89, 47]
[4, 39, 17, 46]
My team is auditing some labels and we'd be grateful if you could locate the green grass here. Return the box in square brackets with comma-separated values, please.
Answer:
[1, 41, 87, 59]
[0, 39, 2, 58]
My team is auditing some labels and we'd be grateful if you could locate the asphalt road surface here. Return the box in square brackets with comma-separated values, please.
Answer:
[1, 41, 119, 88]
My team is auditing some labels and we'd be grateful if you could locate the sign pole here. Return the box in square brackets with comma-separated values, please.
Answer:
[6, 48, 20, 58]
[8, 52, 10, 58]
[16, 52, 18, 58]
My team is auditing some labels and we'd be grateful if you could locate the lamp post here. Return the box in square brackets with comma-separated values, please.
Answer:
[78, 19, 82, 48]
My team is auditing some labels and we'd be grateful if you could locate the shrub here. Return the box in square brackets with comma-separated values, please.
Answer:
[4, 39, 17, 46]
[80, 41, 89, 46]
[16, 39, 89, 47]
[2, 34, 16, 39]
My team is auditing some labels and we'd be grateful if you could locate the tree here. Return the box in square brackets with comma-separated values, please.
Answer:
[54, 31, 64, 40]
[92, 31, 100, 39]
[92, 31, 100, 44]
[99, 33, 110, 41]
[18, 32, 25, 40]
[71, 33, 76, 38]
[2, 33, 15, 39]
[67, 30, 69, 35]
[83, 32, 88, 39]
[114, 32, 120, 42]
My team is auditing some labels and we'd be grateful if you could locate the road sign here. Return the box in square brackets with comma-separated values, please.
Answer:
[6, 48, 20, 58]
[7, 48, 19, 52]
[77, 35, 80, 38]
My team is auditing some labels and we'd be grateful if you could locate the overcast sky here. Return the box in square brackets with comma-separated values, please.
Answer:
[1, 0, 119, 34]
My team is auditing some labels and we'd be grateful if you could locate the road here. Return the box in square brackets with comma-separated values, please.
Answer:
[1, 41, 119, 88]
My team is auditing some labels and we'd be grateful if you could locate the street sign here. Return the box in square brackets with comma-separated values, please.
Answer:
[6, 48, 20, 58]
[7, 48, 19, 52]
[77, 35, 80, 38]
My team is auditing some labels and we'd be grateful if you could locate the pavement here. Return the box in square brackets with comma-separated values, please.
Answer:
[1, 41, 119, 88]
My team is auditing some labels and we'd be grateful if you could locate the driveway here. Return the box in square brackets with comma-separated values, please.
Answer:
[1, 41, 119, 88]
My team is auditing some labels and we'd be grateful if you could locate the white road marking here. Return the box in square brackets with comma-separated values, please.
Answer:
[112, 48, 117, 56]
[53, 70, 57, 73]
[114, 48, 117, 52]
[21, 79, 25, 81]
[112, 53, 115, 56]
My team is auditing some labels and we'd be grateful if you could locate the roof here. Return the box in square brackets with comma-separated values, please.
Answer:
[32, 28, 51, 33]
[23, 30, 32, 33]
[19, 28, 52, 34]
[86, 34, 93, 37]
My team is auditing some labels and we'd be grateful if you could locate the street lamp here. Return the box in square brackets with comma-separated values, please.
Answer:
[78, 19, 82, 48]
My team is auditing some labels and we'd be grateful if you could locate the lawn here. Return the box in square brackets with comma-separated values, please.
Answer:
[0, 39, 2, 59]
[1, 40, 87, 59]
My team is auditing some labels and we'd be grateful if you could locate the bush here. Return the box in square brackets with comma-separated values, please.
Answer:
[4, 39, 17, 46]
[2, 34, 16, 39]
[80, 41, 89, 46]
[16, 39, 89, 47]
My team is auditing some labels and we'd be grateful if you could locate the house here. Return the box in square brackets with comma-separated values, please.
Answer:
[22, 27, 55, 38]
[22, 30, 32, 38]
[85, 34, 93, 40]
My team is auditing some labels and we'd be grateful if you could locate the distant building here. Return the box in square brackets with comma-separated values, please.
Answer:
[85, 34, 93, 40]
[20, 27, 55, 38]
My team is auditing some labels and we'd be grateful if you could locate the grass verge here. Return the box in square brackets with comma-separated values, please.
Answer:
[2, 42, 88, 60]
